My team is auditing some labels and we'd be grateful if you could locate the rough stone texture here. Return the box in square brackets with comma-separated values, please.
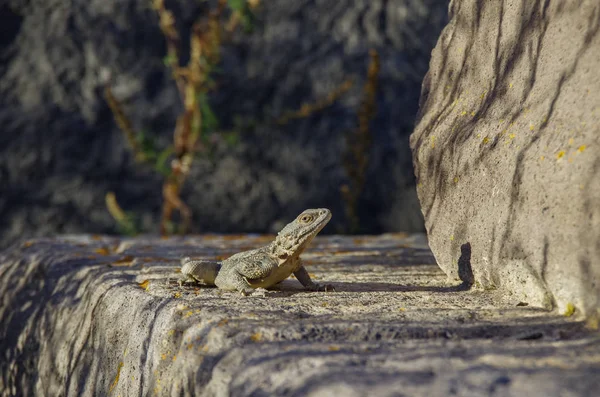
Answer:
[0, 0, 449, 248]
[410, 0, 600, 316]
[1, 235, 599, 396]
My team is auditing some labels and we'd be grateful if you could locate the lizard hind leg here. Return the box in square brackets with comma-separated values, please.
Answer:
[180, 258, 221, 286]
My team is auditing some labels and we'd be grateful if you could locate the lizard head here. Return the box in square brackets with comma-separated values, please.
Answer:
[273, 208, 331, 257]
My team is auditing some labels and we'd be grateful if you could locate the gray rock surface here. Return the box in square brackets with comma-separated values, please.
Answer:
[1, 235, 598, 396]
[410, 0, 600, 316]
[0, 0, 449, 247]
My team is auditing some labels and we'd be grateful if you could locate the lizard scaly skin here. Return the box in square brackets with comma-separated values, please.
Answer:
[180, 208, 333, 295]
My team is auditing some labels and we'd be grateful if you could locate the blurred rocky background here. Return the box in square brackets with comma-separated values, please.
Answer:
[0, 0, 448, 248]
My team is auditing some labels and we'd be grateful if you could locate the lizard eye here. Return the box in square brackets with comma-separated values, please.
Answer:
[299, 214, 314, 223]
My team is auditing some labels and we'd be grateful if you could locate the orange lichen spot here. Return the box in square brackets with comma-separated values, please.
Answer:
[577, 145, 586, 153]
[217, 319, 229, 327]
[22, 241, 34, 248]
[250, 332, 263, 342]
[91, 235, 103, 240]
[556, 150, 566, 159]
[308, 273, 318, 279]
[109, 361, 124, 393]
[172, 355, 177, 362]
[95, 247, 111, 255]
[161, 353, 167, 360]
[328, 345, 341, 351]
[138, 280, 150, 291]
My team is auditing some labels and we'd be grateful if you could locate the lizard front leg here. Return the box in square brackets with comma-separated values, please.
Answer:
[293, 261, 334, 292]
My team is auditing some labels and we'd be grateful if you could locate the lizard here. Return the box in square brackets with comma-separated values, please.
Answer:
[180, 208, 334, 295]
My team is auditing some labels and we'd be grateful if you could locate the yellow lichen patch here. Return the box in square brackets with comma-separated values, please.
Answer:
[453, 177, 459, 183]
[476, 133, 481, 138]
[183, 310, 194, 318]
[450, 235, 455, 241]
[138, 280, 150, 291]
[398, 307, 406, 312]
[321, 302, 329, 307]
[580, 184, 585, 190]
[161, 353, 167, 361]
[577, 145, 586, 153]
[509, 83, 513, 88]
[430, 136, 436, 148]
[529, 124, 535, 131]
[172, 355, 177, 362]
[308, 273, 318, 279]
[109, 361, 124, 393]
[585, 311, 599, 330]
[568, 138, 574, 146]
[564, 303, 576, 317]
[22, 241, 34, 248]
[471, 111, 476, 116]
[250, 332, 263, 342]
[95, 247, 111, 255]
[540, 155, 545, 161]
[217, 319, 229, 327]
[328, 345, 341, 351]
[482, 137, 489, 144]
[556, 150, 566, 160]
[167, 329, 176, 336]
[173, 292, 181, 299]
[460, 111, 467, 116]
[111, 255, 135, 267]
[509, 133, 516, 140]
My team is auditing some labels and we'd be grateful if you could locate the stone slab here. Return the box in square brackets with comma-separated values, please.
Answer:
[1, 234, 598, 396]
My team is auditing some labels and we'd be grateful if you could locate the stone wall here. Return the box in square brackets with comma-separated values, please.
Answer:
[411, 0, 600, 315]
[0, 0, 449, 248]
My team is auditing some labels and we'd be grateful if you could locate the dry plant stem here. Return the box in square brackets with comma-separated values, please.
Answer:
[104, 85, 145, 162]
[156, 0, 239, 235]
[342, 49, 380, 232]
[275, 79, 355, 125]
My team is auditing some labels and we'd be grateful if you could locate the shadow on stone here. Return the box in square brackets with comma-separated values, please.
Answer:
[457, 242, 474, 290]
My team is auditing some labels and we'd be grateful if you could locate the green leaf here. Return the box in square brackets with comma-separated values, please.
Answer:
[223, 131, 239, 147]
[136, 131, 159, 161]
[198, 94, 219, 134]
[154, 147, 174, 176]
[227, 0, 246, 12]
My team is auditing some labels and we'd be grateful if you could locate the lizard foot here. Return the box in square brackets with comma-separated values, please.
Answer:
[306, 283, 335, 292]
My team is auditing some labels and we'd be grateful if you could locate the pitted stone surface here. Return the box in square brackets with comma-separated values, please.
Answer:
[410, 0, 600, 315]
[1, 235, 598, 396]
